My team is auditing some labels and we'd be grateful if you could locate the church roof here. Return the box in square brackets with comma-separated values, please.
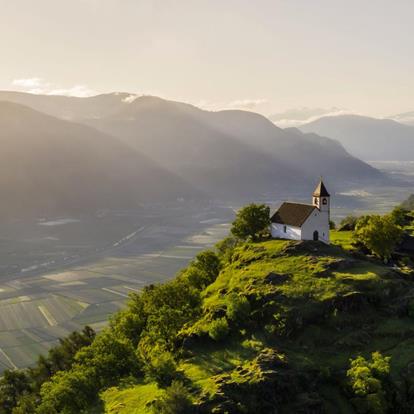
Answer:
[270, 202, 316, 227]
[313, 180, 330, 197]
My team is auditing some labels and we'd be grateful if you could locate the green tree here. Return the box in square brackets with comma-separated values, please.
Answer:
[338, 215, 358, 231]
[152, 381, 193, 414]
[0, 370, 31, 414]
[390, 206, 411, 226]
[231, 204, 270, 241]
[354, 215, 402, 261]
[329, 220, 336, 230]
[347, 352, 391, 414]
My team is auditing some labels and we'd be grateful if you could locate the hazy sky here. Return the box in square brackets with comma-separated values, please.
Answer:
[1, 0, 413, 118]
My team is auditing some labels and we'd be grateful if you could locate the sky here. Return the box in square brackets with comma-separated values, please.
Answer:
[1, 0, 413, 121]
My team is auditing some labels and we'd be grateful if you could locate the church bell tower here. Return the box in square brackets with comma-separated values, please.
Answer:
[312, 179, 330, 216]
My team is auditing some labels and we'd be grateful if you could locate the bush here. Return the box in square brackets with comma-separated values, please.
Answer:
[329, 220, 336, 230]
[152, 381, 193, 414]
[347, 352, 391, 414]
[208, 317, 229, 341]
[141, 345, 177, 387]
[353, 215, 403, 261]
[231, 204, 270, 241]
[226, 294, 251, 324]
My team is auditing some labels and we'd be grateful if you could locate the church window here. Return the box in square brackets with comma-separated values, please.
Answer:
[314, 198, 319, 205]
[322, 198, 327, 205]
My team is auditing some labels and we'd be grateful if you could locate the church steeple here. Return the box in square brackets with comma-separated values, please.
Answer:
[312, 179, 330, 213]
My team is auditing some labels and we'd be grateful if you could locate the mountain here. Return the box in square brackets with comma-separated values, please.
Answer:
[300, 114, 414, 161]
[83, 96, 382, 192]
[0, 92, 385, 201]
[0, 101, 196, 218]
[391, 111, 414, 126]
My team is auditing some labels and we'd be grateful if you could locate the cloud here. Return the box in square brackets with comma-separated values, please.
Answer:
[122, 94, 139, 103]
[269, 107, 351, 128]
[11, 78, 95, 97]
[390, 111, 414, 126]
[197, 98, 269, 112]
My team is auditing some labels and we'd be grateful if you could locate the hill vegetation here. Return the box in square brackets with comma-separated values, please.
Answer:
[2, 205, 414, 413]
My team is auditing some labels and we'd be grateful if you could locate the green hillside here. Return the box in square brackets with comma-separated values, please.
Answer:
[2, 222, 414, 413]
[99, 234, 414, 413]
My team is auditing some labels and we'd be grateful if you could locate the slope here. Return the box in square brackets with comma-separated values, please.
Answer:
[0, 101, 197, 218]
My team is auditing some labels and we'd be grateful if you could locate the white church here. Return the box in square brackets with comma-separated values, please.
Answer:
[270, 179, 331, 244]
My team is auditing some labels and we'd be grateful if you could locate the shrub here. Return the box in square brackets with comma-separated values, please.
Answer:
[347, 352, 391, 414]
[208, 317, 229, 341]
[143, 348, 177, 387]
[152, 381, 193, 414]
[353, 215, 403, 261]
[226, 294, 251, 324]
[231, 204, 270, 241]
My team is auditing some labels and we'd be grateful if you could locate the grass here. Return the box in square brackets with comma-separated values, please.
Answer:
[101, 382, 163, 414]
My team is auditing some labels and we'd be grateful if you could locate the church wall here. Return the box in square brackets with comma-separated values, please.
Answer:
[271, 223, 302, 240]
[301, 210, 330, 244]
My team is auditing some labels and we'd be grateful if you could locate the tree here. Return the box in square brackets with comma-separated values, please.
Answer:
[231, 204, 270, 241]
[338, 215, 359, 231]
[329, 220, 336, 230]
[390, 206, 411, 226]
[0, 370, 31, 414]
[353, 215, 402, 261]
[347, 352, 391, 414]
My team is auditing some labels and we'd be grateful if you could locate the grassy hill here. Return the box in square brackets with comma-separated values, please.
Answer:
[2, 227, 414, 413]
[98, 233, 413, 413]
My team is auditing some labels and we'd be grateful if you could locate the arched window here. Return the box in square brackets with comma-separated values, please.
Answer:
[322, 198, 327, 205]
[314, 197, 319, 205]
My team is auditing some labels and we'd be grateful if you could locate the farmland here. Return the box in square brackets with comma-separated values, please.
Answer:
[0, 202, 232, 373]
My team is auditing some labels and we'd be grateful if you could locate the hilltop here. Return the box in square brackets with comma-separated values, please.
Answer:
[3, 226, 414, 413]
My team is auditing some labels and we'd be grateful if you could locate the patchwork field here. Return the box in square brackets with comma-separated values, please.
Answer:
[0, 204, 231, 373]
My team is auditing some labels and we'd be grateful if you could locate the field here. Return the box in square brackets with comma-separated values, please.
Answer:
[0, 203, 232, 373]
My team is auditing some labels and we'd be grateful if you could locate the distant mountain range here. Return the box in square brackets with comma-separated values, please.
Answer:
[0, 101, 196, 218]
[300, 114, 414, 161]
[0, 92, 385, 218]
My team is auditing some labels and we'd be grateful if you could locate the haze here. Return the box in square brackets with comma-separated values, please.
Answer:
[1, 0, 413, 117]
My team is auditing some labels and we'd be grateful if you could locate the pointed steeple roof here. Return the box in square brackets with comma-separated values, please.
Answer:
[313, 179, 330, 197]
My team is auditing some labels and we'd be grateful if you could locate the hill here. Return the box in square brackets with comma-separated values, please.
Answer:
[0, 101, 197, 218]
[3, 227, 414, 413]
[300, 114, 414, 161]
[0, 92, 385, 199]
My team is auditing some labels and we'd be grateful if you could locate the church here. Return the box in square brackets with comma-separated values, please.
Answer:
[270, 179, 331, 244]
